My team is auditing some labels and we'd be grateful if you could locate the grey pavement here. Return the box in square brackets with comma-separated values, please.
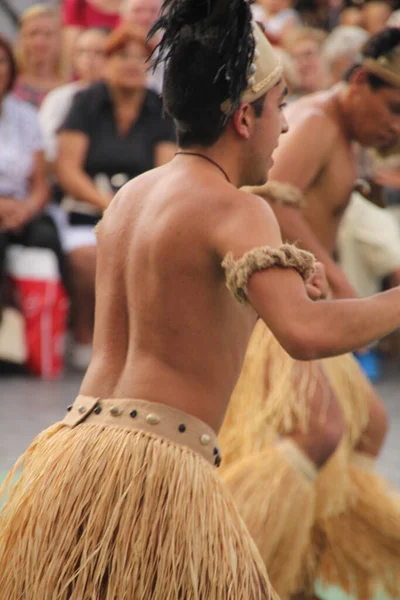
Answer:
[374, 360, 400, 485]
[0, 360, 399, 479]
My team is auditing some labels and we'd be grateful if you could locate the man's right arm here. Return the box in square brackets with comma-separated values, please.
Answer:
[247, 267, 400, 360]
[214, 190, 400, 360]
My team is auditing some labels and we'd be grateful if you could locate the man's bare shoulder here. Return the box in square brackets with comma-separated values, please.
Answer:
[210, 185, 276, 225]
[101, 168, 278, 242]
[95, 170, 159, 241]
[101, 167, 168, 218]
[211, 187, 282, 261]
[270, 95, 342, 185]
[285, 102, 339, 144]
[116, 169, 159, 199]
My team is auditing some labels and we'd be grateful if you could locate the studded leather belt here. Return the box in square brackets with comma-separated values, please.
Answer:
[63, 395, 221, 468]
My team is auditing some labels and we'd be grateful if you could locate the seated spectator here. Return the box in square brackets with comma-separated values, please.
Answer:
[56, 24, 176, 370]
[369, 148, 400, 250]
[362, 1, 393, 35]
[62, 0, 122, 76]
[295, 0, 344, 30]
[120, 0, 163, 94]
[40, 27, 107, 165]
[13, 4, 64, 108]
[323, 25, 370, 83]
[254, 0, 301, 44]
[0, 35, 65, 374]
[273, 47, 300, 101]
[338, 190, 400, 375]
[338, 191, 400, 298]
[120, 0, 161, 29]
[284, 27, 331, 96]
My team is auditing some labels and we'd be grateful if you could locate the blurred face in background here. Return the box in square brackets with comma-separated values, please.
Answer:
[20, 12, 61, 69]
[291, 38, 328, 93]
[362, 2, 393, 35]
[349, 70, 400, 151]
[106, 39, 148, 91]
[122, 0, 161, 32]
[73, 29, 107, 83]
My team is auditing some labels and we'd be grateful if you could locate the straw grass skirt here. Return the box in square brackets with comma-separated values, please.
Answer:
[219, 320, 400, 599]
[222, 438, 317, 597]
[315, 452, 400, 598]
[0, 397, 277, 600]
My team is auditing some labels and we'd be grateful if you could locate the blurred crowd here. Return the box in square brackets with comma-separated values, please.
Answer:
[0, 0, 399, 380]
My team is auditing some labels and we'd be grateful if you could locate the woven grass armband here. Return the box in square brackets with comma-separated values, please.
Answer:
[222, 244, 316, 304]
[263, 181, 304, 208]
[242, 181, 304, 209]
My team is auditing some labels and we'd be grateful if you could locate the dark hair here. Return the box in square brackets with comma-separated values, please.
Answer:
[0, 35, 17, 93]
[345, 27, 400, 90]
[148, 0, 259, 148]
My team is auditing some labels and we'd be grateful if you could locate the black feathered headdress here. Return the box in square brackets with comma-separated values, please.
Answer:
[148, 0, 257, 114]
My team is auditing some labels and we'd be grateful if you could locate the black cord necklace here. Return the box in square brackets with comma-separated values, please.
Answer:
[175, 151, 231, 184]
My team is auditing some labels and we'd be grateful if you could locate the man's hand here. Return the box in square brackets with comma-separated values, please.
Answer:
[306, 262, 331, 301]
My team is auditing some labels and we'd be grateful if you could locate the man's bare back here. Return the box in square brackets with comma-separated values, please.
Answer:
[80, 162, 259, 432]
[271, 85, 358, 254]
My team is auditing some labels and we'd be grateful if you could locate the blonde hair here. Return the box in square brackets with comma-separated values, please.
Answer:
[15, 3, 62, 77]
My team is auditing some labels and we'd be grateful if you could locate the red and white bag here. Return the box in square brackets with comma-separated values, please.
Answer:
[6, 245, 69, 379]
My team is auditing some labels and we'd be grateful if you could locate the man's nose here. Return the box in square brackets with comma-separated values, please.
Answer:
[281, 113, 289, 134]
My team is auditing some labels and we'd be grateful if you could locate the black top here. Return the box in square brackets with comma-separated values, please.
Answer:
[60, 81, 176, 184]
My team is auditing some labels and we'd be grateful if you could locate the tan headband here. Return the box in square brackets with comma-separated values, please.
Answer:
[363, 46, 400, 89]
[221, 22, 283, 114]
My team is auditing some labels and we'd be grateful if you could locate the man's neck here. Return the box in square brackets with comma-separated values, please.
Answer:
[180, 144, 241, 188]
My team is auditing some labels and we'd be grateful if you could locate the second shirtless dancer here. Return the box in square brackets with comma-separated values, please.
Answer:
[220, 27, 400, 600]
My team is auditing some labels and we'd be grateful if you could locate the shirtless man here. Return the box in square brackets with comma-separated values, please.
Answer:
[2, 4, 400, 599]
[220, 27, 400, 600]
[271, 28, 400, 299]
[269, 27, 400, 458]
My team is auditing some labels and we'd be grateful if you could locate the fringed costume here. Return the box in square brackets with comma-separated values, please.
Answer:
[0, 397, 277, 600]
[219, 181, 400, 599]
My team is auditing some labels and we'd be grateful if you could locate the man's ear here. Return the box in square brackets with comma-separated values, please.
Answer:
[232, 103, 253, 140]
